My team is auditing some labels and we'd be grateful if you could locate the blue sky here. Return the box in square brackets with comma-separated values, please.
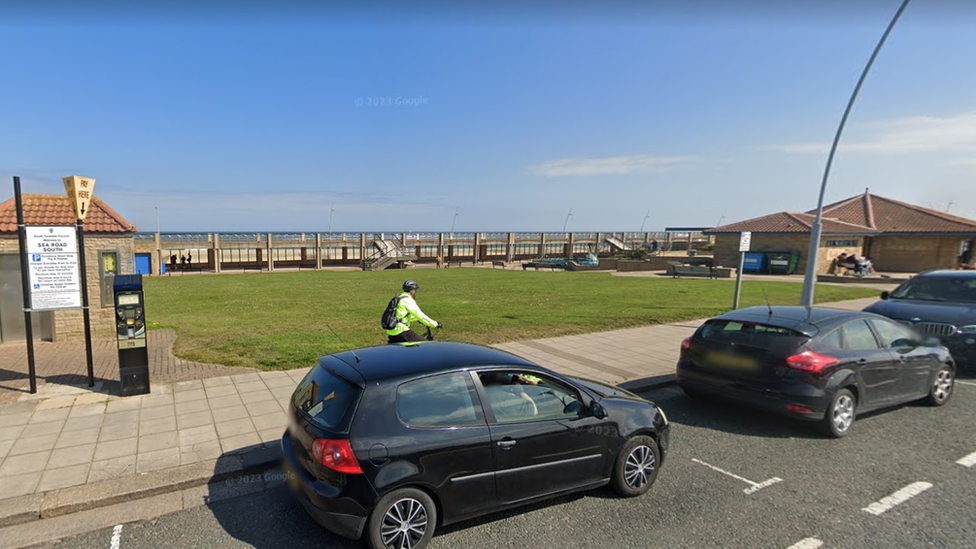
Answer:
[2, 1, 975, 232]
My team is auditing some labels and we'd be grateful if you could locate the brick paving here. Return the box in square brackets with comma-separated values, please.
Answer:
[0, 330, 255, 404]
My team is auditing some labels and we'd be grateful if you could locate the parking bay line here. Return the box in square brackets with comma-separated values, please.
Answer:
[956, 380, 976, 387]
[110, 524, 123, 549]
[786, 538, 823, 549]
[690, 458, 783, 494]
[957, 450, 976, 468]
[861, 482, 933, 516]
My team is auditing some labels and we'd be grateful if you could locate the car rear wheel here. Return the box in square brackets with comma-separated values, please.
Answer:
[365, 487, 437, 549]
[924, 366, 954, 407]
[821, 388, 856, 438]
[611, 435, 660, 497]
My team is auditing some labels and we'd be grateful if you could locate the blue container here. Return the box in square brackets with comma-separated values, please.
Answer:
[742, 252, 766, 273]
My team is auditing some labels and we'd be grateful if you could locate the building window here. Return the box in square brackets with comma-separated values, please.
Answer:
[825, 239, 858, 247]
[99, 251, 119, 307]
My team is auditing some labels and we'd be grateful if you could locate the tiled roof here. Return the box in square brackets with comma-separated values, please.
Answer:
[811, 193, 976, 234]
[705, 211, 876, 235]
[0, 194, 137, 234]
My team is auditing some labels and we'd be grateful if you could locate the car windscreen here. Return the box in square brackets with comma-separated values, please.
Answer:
[292, 366, 362, 434]
[890, 277, 976, 304]
[698, 320, 809, 352]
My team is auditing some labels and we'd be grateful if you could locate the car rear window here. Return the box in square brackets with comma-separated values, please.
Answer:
[699, 320, 809, 351]
[293, 366, 362, 434]
[397, 372, 484, 428]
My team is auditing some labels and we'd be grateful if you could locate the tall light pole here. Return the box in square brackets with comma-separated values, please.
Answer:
[801, 0, 913, 307]
[640, 211, 651, 233]
[563, 207, 573, 233]
[328, 202, 335, 234]
[450, 207, 459, 238]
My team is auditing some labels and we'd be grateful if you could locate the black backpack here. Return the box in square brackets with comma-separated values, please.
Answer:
[380, 295, 403, 330]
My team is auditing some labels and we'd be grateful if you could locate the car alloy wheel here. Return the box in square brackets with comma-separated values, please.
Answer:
[380, 498, 428, 549]
[612, 435, 660, 497]
[831, 395, 854, 433]
[933, 369, 952, 402]
[926, 366, 954, 407]
[832, 394, 855, 434]
[624, 444, 656, 490]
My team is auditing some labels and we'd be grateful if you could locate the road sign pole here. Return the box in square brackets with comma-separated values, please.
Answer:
[14, 177, 38, 394]
[77, 219, 95, 387]
[734, 232, 751, 310]
[733, 251, 745, 310]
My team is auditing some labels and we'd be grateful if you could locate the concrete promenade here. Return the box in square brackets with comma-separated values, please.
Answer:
[0, 296, 879, 537]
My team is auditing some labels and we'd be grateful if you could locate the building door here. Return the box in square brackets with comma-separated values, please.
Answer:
[0, 254, 54, 343]
[135, 253, 152, 275]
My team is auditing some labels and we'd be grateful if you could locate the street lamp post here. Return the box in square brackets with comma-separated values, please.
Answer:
[328, 203, 335, 234]
[800, 0, 913, 307]
[563, 207, 573, 233]
[450, 207, 459, 238]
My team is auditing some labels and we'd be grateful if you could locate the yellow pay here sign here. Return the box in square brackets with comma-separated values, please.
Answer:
[62, 175, 97, 221]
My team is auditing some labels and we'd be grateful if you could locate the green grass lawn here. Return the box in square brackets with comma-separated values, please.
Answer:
[143, 270, 879, 371]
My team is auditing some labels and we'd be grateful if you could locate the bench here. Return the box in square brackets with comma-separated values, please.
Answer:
[444, 260, 463, 268]
[492, 260, 506, 269]
[522, 262, 562, 271]
[296, 263, 318, 270]
[668, 262, 716, 279]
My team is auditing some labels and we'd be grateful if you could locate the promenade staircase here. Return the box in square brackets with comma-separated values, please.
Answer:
[362, 237, 418, 271]
[604, 235, 632, 253]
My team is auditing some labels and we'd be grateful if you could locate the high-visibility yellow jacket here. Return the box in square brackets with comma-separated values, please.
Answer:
[386, 292, 438, 336]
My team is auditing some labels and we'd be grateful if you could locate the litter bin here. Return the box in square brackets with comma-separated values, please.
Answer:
[742, 252, 766, 273]
[766, 251, 800, 275]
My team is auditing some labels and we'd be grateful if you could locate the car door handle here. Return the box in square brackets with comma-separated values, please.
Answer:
[497, 439, 516, 450]
[857, 358, 868, 365]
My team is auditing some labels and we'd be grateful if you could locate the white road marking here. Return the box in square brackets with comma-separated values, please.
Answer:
[786, 538, 824, 549]
[957, 451, 976, 468]
[956, 380, 976, 387]
[862, 481, 933, 516]
[110, 524, 123, 549]
[691, 458, 783, 494]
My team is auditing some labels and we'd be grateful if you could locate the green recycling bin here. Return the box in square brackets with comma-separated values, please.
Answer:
[766, 251, 800, 274]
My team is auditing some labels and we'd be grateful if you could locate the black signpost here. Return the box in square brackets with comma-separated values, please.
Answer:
[76, 216, 95, 387]
[13, 176, 38, 394]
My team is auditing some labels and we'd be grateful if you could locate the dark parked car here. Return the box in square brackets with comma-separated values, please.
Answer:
[282, 342, 670, 549]
[863, 270, 976, 366]
[676, 306, 955, 438]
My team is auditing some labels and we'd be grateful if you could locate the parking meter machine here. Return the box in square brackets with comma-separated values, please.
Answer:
[113, 274, 150, 396]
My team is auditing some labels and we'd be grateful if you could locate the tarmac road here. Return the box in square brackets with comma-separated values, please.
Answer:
[21, 375, 976, 549]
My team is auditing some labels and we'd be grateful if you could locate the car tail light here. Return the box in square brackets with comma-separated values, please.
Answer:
[311, 439, 363, 474]
[681, 337, 692, 350]
[785, 350, 839, 373]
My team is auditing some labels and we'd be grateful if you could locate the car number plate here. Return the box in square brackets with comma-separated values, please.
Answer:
[705, 351, 758, 371]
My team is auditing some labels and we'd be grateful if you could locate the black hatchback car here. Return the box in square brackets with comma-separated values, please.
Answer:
[863, 270, 976, 367]
[676, 306, 955, 437]
[282, 342, 670, 549]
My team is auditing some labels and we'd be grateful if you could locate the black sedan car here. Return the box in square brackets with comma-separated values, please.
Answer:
[676, 306, 955, 438]
[863, 270, 976, 366]
[282, 342, 670, 549]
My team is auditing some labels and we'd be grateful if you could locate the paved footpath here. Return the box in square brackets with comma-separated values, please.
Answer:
[0, 297, 878, 534]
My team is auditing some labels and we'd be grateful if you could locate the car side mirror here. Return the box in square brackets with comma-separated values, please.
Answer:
[880, 291, 890, 300]
[590, 401, 608, 419]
